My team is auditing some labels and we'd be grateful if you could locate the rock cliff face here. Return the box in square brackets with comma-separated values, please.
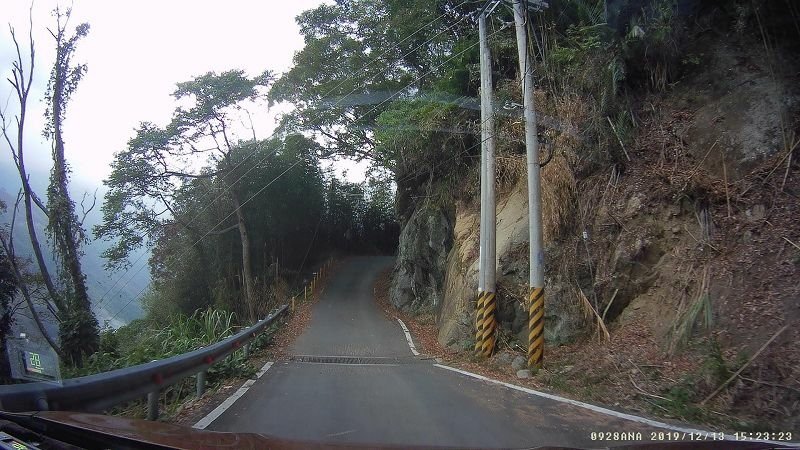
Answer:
[389, 34, 799, 358]
[386, 6, 799, 432]
[391, 177, 588, 351]
[434, 179, 587, 351]
[389, 205, 453, 313]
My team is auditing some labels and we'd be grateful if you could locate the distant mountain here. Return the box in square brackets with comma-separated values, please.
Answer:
[0, 162, 147, 330]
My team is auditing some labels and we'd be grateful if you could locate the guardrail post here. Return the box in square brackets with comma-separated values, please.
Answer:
[35, 397, 49, 411]
[196, 370, 207, 397]
[243, 342, 250, 359]
[147, 391, 159, 420]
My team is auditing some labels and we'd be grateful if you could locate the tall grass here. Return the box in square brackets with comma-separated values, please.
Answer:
[60, 308, 276, 420]
[64, 309, 246, 379]
[669, 266, 713, 353]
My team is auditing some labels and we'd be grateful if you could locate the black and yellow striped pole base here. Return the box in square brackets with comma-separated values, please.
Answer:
[474, 291, 497, 357]
[528, 287, 544, 369]
[474, 291, 485, 354]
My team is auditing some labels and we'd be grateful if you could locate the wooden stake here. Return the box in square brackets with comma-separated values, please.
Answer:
[783, 236, 800, 252]
[722, 149, 731, 218]
[607, 116, 631, 161]
[781, 144, 793, 191]
[681, 139, 718, 192]
[602, 288, 619, 322]
[762, 136, 799, 185]
[701, 325, 789, 405]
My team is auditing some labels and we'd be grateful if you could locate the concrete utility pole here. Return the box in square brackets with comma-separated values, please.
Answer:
[512, 0, 545, 369]
[475, 10, 497, 358]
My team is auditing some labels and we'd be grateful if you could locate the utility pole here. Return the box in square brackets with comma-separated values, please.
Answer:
[475, 9, 497, 358]
[513, 0, 545, 370]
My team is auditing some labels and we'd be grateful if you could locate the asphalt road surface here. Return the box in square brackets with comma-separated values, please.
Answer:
[205, 257, 722, 448]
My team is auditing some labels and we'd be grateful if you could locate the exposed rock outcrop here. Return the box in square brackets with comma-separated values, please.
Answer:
[389, 205, 453, 312]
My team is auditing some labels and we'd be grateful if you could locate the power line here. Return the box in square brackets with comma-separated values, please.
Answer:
[304, 5, 473, 115]
[106, 25, 509, 320]
[395, 118, 498, 187]
[107, 22, 511, 322]
[94, 146, 281, 311]
[94, 4, 475, 312]
[316, 0, 473, 100]
[109, 159, 303, 322]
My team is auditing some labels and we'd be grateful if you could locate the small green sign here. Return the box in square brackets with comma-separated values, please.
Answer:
[24, 351, 44, 375]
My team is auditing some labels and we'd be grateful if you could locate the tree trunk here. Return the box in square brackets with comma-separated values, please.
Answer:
[52, 87, 92, 311]
[15, 110, 64, 314]
[187, 227, 213, 305]
[231, 191, 257, 323]
[48, 31, 98, 364]
[51, 115, 99, 363]
[2, 21, 67, 362]
[0, 235, 63, 357]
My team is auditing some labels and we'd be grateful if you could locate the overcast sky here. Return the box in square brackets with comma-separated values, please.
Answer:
[1, 0, 367, 188]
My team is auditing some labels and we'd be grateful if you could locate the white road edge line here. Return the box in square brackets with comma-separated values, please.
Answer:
[434, 363, 795, 446]
[192, 361, 274, 430]
[396, 318, 420, 356]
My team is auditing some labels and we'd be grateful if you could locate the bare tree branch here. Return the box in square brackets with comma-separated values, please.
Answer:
[5, 190, 23, 256]
[5, 10, 65, 315]
[0, 101, 19, 159]
[30, 189, 49, 217]
[0, 233, 63, 357]
[245, 109, 257, 142]
[79, 189, 98, 226]
[162, 170, 220, 179]
[208, 223, 239, 235]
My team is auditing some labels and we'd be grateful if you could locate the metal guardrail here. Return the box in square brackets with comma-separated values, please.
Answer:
[0, 305, 288, 420]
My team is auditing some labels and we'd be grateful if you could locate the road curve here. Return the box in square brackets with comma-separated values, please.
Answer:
[205, 256, 733, 448]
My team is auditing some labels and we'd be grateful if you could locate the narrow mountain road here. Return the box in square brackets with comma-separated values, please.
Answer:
[204, 257, 725, 448]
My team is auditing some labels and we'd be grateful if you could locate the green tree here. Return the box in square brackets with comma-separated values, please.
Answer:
[0, 10, 103, 364]
[361, 176, 399, 253]
[270, 0, 479, 163]
[322, 178, 366, 252]
[43, 7, 99, 364]
[96, 70, 275, 322]
[0, 203, 19, 382]
[231, 135, 325, 270]
[138, 134, 327, 319]
[374, 100, 475, 220]
[1, 14, 60, 352]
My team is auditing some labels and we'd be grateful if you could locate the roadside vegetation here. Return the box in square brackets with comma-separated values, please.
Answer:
[0, 7, 397, 383]
[59, 308, 274, 420]
[279, 0, 798, 433]
[2, 0, 798, 433]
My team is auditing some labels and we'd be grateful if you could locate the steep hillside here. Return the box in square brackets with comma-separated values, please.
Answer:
[389, 1, 799, 432]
